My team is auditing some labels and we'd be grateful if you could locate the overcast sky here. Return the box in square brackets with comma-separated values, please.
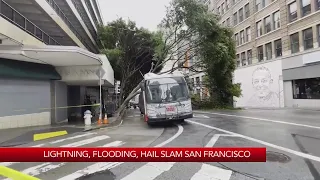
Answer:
[97, 0, 171, 31]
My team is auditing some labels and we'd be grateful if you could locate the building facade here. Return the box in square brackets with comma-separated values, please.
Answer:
[0, 0, 114, 129]
[211, 0, 320, 108]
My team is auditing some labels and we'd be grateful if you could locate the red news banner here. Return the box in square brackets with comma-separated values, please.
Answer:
[0, 147, 266, 162]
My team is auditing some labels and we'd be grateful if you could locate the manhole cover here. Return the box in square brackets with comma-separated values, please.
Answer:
[266, 151, 291, 163]
[76, 170, 115, 180]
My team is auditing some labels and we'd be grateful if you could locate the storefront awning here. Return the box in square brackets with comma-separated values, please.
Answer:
[0, 45, 102, 66]
[0, 58, 61, 80]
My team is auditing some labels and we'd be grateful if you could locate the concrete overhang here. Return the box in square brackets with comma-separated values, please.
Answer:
[0, 45, 114, 87]
[0, 45, 102, 66]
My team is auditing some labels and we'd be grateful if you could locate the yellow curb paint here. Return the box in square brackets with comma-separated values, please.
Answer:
[33, 131, 68, 141]
[0, 166, 40, 180]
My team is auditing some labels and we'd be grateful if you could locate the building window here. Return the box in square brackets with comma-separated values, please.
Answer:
[256, 21, 263, 37]
[293, 78, 320, 99]
[290, 32, 300, 53]
[239, 8, 244, 22]
[289, 2, 297, 22]
[247, 50, 252, 64]
[316, 0, 320, 10]
[233, 12, 238, 25]
[257, 46, 264, 61]
[245, 3, 250, 18]
[273, 11, 280, 30]
[256, 0, 262, 11]
[222, 3, 225, 14]
[241, 52, 246, 66]
[246, 27, 251, 42]
[264, 16, 271, 33]
[217, 7, 220, 15]
[236, 54, 240, 67]
[265, 42, 272, 60]
[301, 0, 311, 16]
[274, 39, 282, 57]
[226, 0, 230, 10]
[226, 18, 230, 26]
[235, 33, 239, 46]
[240, 30, 245, 44]
[303, 28, 313, 50]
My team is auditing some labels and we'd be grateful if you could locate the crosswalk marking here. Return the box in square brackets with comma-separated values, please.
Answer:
[190, 164, 232, 180]
[3, 140, 126, 179]
[0, 143, 51, 167]
[60, 135, 109, 147]
[32, 144, 45, 147]
[57, 162, 122, 180]
[120, 130, 234, 180]
[205, 134, 238, 147]
[121, 162, 175, 180]
[100, 140, 126, 147]
[0, 134, 104, 167]
[50, 132, 97, 144]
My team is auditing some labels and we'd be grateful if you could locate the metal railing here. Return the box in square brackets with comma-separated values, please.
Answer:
[44, 0, 93, 51]
[0, 0, 60, 45]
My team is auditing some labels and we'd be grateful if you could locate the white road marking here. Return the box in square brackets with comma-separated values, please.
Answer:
[193, 114, 210, 119]
[60, 135, 109, 147]
[155, 124, 183, 147]
[32, 144, 45, 147]
[121, 162, 176, 180]
[205, 134, 238, 147]
[8, 139, 124, 178]
[57, 162, 122, 180]
[0, 143, 48, 166]
[50, 132, 98, 144]
[59, 124, 184, 180]
[195, 111, 320, 130]
[187, 120, 320, 162]
[190, 163, 232, 180]
[121, 130, 235, 180]
[100, 141, 126, 147]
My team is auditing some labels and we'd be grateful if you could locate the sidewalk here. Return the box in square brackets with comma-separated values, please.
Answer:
[0, 112, 126, 147]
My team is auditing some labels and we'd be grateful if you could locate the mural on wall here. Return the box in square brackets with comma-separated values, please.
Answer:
[247, 66, 279, 107]
[234, 60, 284, 108]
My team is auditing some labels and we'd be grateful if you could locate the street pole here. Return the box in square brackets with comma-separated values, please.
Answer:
[99, 69, 102, 119]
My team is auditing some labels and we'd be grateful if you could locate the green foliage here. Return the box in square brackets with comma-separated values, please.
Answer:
[164, 0, 242, 106]
[98, 18, 165, 102]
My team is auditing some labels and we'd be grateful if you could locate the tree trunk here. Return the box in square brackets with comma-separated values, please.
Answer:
[115, 83, 141, 116]
[118, 78, 126, 106]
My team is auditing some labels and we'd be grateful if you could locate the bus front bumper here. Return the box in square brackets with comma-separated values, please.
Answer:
[147, 113, 193, 122]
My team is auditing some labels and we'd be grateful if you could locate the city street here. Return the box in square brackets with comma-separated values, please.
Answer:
[1, 109, 320, 180]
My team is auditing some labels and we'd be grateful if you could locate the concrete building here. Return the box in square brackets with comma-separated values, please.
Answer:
[0, 0, 114, 129]
[181, 0, 212, 100]
[211, 0, 320, 108]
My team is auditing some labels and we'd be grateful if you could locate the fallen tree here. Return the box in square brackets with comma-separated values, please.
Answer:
[114, 0, 241, 119]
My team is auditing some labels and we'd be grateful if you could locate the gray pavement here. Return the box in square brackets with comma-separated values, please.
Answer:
[1, 109, 320, 180]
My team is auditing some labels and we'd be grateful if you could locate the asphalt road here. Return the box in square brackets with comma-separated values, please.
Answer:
[1, 108, 319, 180]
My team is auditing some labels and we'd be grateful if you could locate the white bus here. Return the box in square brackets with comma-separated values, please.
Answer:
[139, 72, 193, 125]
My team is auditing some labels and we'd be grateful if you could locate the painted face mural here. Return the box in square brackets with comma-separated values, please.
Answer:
[252, 67, 273, 98]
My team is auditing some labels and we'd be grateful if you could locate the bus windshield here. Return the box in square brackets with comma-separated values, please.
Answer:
[145, 77, 189, 104]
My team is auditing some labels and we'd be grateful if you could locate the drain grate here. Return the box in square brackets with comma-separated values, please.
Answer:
[266, 151, 291, 163]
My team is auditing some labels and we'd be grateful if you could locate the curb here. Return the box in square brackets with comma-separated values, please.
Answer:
[0, 127, 83, 147]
